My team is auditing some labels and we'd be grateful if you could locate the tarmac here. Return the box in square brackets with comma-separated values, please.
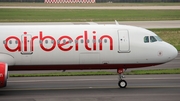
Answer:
[0, 75, 180, 101]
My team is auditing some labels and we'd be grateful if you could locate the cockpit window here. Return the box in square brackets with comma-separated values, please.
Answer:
[150, 36, 157, 42]
[154, 36, 163, 41]
[144, 36, 149, 43]
[144, 36, 163, 43]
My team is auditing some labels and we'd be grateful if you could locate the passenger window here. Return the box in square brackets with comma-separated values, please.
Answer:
[15, 40, 18, 44]
[63, 40, 66, 44]
[51, 40, 54, 44]
[69, 40, 73, 43]
[9, 40, 12, 44]
[144, 36, 149, 43]
[104, 39, 107, 43]
[39, 40, 42, 44]
[81, 39, 83, 43]
[3, 40, 6, 44]
[45, 40, 48, 44]
[86, 39, 89, 43]
[57, 40, 60, 44]
[93, 39, 96, 43]
[150, 36, 157, 42]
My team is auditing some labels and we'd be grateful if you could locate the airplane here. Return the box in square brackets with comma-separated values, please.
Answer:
[0, 21, 178, 88]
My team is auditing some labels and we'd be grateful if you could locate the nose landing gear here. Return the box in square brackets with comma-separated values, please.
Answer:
[117, 68, 127, 88]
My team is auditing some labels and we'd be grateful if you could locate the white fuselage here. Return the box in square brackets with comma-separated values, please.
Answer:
[0, 24, 178, 70]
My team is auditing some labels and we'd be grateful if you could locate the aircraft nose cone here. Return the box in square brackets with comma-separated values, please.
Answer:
[168, 44, 178, 60]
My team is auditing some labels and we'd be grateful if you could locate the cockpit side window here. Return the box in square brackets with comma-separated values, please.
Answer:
[150, 36, 157, 42]
[155, 36, 163, 41]
[144, 36, 149, 43]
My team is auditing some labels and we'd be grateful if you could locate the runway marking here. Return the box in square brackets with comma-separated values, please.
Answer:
[8, 77, 180, 83]
[1, 86, 180, 91]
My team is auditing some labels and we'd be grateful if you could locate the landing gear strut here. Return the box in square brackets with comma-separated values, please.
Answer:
[117, 68, 127, 88]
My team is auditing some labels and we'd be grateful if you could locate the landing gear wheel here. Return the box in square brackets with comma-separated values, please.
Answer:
[118, 80, 127, 88]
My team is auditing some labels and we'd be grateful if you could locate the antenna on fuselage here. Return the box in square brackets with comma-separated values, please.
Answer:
[115, 20, 119, 25]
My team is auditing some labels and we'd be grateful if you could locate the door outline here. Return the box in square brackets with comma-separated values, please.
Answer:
[21, 34, 33, 55]
[117, 30, 131, 53]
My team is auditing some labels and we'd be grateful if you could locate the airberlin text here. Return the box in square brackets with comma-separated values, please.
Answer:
[4, 31, 113, 52]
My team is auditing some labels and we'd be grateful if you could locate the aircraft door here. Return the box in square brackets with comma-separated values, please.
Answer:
[21, 32, 33, 55]
[118, 30, 130, 53]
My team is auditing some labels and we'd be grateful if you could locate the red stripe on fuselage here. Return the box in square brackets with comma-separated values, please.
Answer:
[8, 63, 162, 71]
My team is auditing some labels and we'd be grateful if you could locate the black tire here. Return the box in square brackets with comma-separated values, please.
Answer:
[118, 80, 127, 88]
